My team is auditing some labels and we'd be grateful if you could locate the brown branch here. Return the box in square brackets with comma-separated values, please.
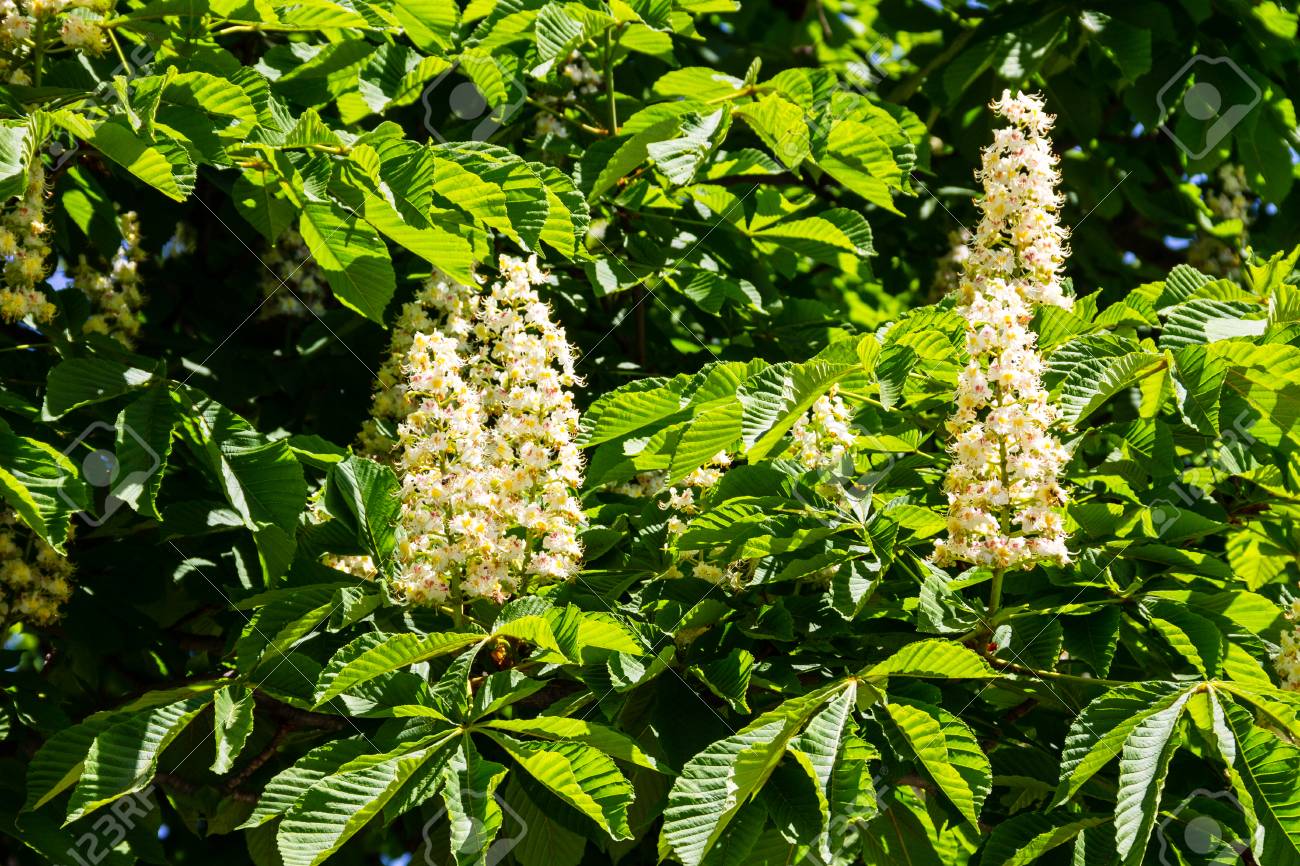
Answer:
[253, 691, 348, 730]
[225, 725, 291, 793]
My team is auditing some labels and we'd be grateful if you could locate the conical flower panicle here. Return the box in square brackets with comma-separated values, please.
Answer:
[362, 256, 586, 606]
[933, 91, 1071, 571]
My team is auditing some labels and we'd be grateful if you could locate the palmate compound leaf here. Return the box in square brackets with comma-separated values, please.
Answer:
[480, 732, 635, 841]
[659, 682, 850, 866]
[277, 735, 458, 866]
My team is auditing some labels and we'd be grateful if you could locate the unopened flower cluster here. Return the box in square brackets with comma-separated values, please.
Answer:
[532, 52, 603, 140]
[73, 211, 147, 346]
[1189, 164, 1252, 278]
[0, 0, 111, 83]
[259, 228, 328, 319]
[650, 451, 747, 588]
[0, 159, 55, 324]
[933, 91, 1071, 571]
[0, 509, 73, 627]
[790, 385, 857, 470]
[378, 256, 586, 606]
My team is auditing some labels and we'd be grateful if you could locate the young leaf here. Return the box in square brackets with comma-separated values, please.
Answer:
[211, 685, 256, 775]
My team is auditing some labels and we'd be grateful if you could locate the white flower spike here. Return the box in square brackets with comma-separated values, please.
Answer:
[932, 90, 1072, 572]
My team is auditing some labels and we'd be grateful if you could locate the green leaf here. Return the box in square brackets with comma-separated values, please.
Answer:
[979, 812, 1110, 866]
[1223, 699, 1300, 862]
[233, 169, 297, 243]
[483, 732, 634, 840]
[240, 737, 372, 829]
[751, 209, 874, 266]
[506, 775, 587, 866]
[65, 695, 212, 822]
[738, 359, 854, 460]
[578, 376, 689, 447]
[179, 390, 307, 580]
[0, 421, 87, 552]
[43, 357, 154, 418]
[235, 583, 348, 674]
[1146, 600, 1224, 677]
[885, 700, 990, 827]
[23, 714, 118, 812]
[690, 649, 754, 714]
[483, 718, 663, 770]
[0, 119, 30, 201]
[392, 0, 458, 51]
[790, 686, 857, 857]
[734, 95, 808, 168]
[659, 684, 845, 866]
[1052, 336, 1162, 428]
[297, 200, 397, 323]
[314, 632, 485, 706]
[211, 684, 255, 775]
[114, 385, 182, 521]
[323, 455, 401, 565]
[1169, 346, 1225, 435]
[87, 120, 195, 202]
[1161, 299, 1268, 349]
[647, 109, 728, 186]
[534, 163, 589, 259]
[434, 143, 549, 250]
[1056, 681, 1190, 804]
[1113, 691, 1190, 863]
[277, 739, 454, 866]
[864, 639, 997, 681]
[438, 737, 508, 866]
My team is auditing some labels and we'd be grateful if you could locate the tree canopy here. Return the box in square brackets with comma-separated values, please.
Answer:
[2, 1, 1300, 865]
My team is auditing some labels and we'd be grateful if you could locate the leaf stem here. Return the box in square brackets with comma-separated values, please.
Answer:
[107, 27, 130, 74]
[991, 658, 1127, 689]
